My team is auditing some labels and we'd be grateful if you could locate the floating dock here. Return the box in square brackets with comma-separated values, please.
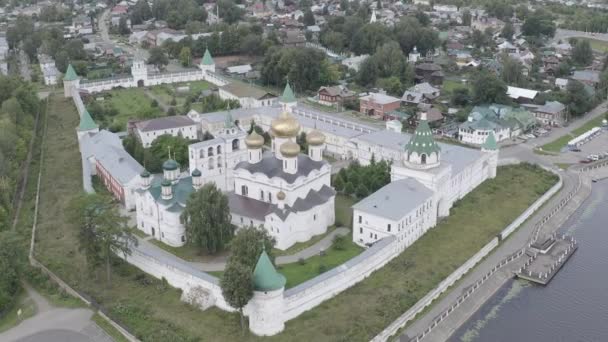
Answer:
[515, 234, 578, 285]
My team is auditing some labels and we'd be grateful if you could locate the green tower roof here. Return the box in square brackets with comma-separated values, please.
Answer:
[280, 83, 296, 103]
[161, 178, 172, 187]
[482, 131, 498, 150]
[201, 48, 214, 66]
[140, 169, 151, 178]
[224, 112, 235, 128]
[191, 168, 201, 177]
[405, 115, 440, 156]
[64, 64, 78, 81]
[162, 159, 179, 171]
[253, 250, 286, 292]
[78, 109, 98, 131]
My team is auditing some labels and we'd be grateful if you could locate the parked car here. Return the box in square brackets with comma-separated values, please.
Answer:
[588, 154, 599, 161]
[571, 148, 581, 152]
[580, 159, 592, 164]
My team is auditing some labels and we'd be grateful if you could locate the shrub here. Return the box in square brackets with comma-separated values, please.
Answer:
[317, 264, 327, 274]
[297, 257, 306, 265]
[151, 99, 159, 107]
[332, 234, 347, 251]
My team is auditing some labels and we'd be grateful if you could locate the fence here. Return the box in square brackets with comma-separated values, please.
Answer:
[27, 101, 140, 342]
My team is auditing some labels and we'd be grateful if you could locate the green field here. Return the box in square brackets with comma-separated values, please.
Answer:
[579, 38, 608, 52]
[99, 88, 164, 130]
[33, 95, 558, 341]
[540, 114, 607, 152]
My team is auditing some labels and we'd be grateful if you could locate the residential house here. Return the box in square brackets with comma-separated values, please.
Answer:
[219, 82, 277, 109]
[401, 82, 440, 105]
[280, 30, 306, 47]
[359, 92, 401, 119]
[38, 54, 59, 85]
[571, 70, 600, 88]
[317, 85, 356, 106]
[415, 63, 444, 85]
[534, 101, 566, 126]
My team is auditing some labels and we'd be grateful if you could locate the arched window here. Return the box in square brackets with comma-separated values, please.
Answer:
[208, 157, 214, 169]
[217, 156, 222, 168]
[217, 145, 222, 154]
[421, 154, 427, 164]
[241, 185, 248, 196]
[232, 139, 239, 150]
[260, 190, 264, 200]
[208, 147, 214, 156]
[199, 149, 205, 158]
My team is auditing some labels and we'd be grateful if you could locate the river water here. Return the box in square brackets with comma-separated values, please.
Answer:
[450, 179, 608, 342]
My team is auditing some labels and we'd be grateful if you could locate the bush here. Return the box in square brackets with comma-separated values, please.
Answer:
[297, 258, 306, 265]
[151, 99, 159, 108]
[317, 264, 327, 274]
[332, 234, 347, 251]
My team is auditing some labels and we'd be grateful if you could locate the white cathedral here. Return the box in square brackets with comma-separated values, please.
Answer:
[134, 93, 335, 250]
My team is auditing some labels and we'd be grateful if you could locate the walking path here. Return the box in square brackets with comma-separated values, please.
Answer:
[143, 89, 170, 112]
[134, 227, 350, 272]
[0, 285, 114, 342]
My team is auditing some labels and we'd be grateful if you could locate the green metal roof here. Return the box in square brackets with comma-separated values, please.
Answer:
[405, 117, 440, 156]
[161, 178, 172, 186]
[253, 249, 286, 291]
[64, 64, 78, 81]
[162, 159, 179, 171]
[201, 48, 214, 66]
[191, 168, 201, 177]
[482, 131, 498, 150]
[78, 109, 98, 131]
[141, 169, 151, 178]
[280, 83, 296, 103]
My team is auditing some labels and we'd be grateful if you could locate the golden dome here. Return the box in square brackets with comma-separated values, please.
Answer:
[277, 191, 286, 200]
[306, 130, 326, 146]
[271, 111, 300, 138]
[245, 131, 264, 149]
[280, 141, 300, 158]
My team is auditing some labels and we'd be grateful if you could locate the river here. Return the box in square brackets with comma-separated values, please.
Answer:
[450, 179, 608, 342]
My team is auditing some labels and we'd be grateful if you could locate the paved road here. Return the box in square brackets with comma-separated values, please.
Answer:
[554, 28, 608, 43]
[0, 285, 113, 342]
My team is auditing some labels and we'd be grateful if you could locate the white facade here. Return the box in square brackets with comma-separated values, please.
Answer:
[188, 123, 247, 191]
[134, 116, 199, 147]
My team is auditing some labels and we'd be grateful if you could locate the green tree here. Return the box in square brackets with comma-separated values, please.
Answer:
[344, 182, 355, 195]
[566, 80, 592, 117]
[179, 46, 192, 67]
[451, 87, 470, 106]
[500, 55, 525, 86]
[501, 22, 515, 40]
[147, 47, 169, 70]
[355, 183, 369, 198]
[572, 40, 593, 66]
[522, 10, 555, 37]
[118, 16, 131, 35]
[228, 226, 276, 271]
[303, 8, 315, 26]
[0, 231, 23, 313]
[332, 174, 345, 192]
[471, 72, 509, 105]
[68, 193, 136, 283]
[181, 183, 235, 254]
[461, 10, 471, 26]
[218, 0, 245, 24]
[377, 76, 403, 96]
[221, 261, 253, 333]
[149, 134, 192, 167]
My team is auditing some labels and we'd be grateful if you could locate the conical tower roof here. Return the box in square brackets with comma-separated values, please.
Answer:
[78, 108, 98, 131]
[405, 113, 440, 157]
[201, 48, 214, 66]
[64, 64, 78, 81]
[280, 82, 296, 103]
[224, 112, 234, 128]
[253, 249, 286, 291]
[482, 131, 498, 151]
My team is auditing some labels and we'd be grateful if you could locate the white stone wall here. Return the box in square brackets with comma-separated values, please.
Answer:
[135, 192, 187, 247]
[137, 124, 198, 147]
[459, 127, 510, 145]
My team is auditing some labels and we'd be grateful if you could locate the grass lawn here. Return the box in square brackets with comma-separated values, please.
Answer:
[33, 94, 559, 341]
[149, 238, 230, 263]
[442, 79, 469, 93]
[100, 88, 164, 130]
[149, 84, 185, 107]
[92, 313, 129, 342]
[0, 289, 36, 333]
[579, 38, 608, 52]
[555, 163, 573, 170]
[277, 241, 363, 288]
[272, 226, 337, 257]
[540, 114, 607, 152]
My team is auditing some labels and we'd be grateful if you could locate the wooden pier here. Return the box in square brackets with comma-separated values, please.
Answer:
[516, 234, 578, 285]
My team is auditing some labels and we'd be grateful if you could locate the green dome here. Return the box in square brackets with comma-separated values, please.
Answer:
[161, 178, 172, 187]
[191, 168, 201, 177]
[140, 169, 150, 178]
[405, 117, 440, 157]
[163, 159, 179, 171]
[253, 250, 286, 292]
